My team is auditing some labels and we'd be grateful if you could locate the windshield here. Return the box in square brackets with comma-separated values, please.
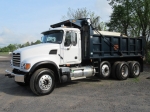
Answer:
[41, 30, 63, 44]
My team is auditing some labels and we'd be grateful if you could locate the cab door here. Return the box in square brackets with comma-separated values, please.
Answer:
[63, 30, 81, 64]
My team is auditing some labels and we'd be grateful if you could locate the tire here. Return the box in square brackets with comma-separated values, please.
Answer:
[129, 61, 140, 78]
[127, 61, 132, 65]
[100, 61, 111, 78]
[30, 68, 55, 96]
[111, 61, 120, 79]
[116, 62, 129, 80]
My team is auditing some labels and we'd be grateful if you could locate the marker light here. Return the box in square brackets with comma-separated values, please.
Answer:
[25, 63, 31, 70]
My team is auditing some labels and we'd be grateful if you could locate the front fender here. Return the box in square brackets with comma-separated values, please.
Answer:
[21, 55, 60, 72]
[30, 61, 59, 73]
[29, 61, 62, 83]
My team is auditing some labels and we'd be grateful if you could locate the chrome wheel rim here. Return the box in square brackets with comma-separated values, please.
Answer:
[39, 75, 52, 90]
[102, 64, 110, 77]
[121, 65, 128, 77]
[133, 64, 140, 76]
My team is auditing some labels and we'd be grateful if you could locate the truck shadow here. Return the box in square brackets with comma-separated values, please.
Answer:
[0, 82, 35, 97]
[0, 80, 96, 96]
[56, 76, 120, 88]
[1, 77, 118, 97]
[56, 78, 102, 88]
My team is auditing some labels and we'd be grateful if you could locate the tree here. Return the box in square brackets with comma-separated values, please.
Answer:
[99, 22, 107, 31]
[31, 42, 34, 45]
[62, 8, 106, 30]
[131, 0, 150, 42]
[0, 47, 9, 52]
[107, 0, 133, 36]
[62, 8, 90, 20]
[7, 44, 16, 52]
[23, 42, 30, 47]
[34, 40, 41, 44]
[16, 44, 22, 49]
[0, 40, 41, 52]
[107, 0, 150, 41]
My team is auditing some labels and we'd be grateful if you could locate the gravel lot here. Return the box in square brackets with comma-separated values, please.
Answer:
[0, 59, 150, 112]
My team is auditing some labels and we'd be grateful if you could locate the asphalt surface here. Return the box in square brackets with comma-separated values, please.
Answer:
[0, 58, 150, 112]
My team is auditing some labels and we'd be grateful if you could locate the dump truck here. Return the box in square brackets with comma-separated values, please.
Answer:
[5, 18, 145, 95]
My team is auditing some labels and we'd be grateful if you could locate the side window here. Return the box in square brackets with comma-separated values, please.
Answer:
[64, 31, 77, 47]
[64, 31, 71, 47]
[71, 33, 77, 46]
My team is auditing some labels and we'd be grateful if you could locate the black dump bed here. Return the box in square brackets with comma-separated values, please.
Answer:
[91, 34, 145, 58]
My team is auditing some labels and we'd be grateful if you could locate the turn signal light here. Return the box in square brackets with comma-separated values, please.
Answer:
[25, 63, 31, 70]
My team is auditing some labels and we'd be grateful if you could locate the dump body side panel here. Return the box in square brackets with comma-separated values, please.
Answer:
[90, 35, 145, 59]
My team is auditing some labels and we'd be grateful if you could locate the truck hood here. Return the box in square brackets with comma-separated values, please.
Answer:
[13, 43, 60, 60]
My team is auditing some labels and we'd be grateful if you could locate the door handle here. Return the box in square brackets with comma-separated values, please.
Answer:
[63, 48, 69, 50]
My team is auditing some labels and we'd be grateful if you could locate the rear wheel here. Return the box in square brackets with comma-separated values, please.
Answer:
[30, 68, 55, 96]
[111, 61, 120, 79]
[100, 61, 111, 78]
[129, 61, 140, 78]
[116, 62, 129, 80]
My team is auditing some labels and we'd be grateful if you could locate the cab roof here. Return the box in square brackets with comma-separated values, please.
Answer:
[50, 18, 90, 28]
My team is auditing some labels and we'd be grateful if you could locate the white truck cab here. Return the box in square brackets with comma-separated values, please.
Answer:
[12, 28, 81, 72]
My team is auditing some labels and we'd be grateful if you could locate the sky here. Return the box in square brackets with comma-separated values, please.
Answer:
[0, 0, 112, 47]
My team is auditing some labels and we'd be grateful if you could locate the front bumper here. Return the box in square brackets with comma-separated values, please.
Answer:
[5, 70, 25, 83]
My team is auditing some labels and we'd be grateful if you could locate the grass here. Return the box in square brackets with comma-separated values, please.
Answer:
[133, 77, 140, 82]
[0, 52, 9, 56]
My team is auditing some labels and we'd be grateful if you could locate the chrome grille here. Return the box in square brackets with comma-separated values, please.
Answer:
[13, 53, 20, 67]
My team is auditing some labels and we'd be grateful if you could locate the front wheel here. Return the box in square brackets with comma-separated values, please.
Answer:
[30, 68, 55, 96]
